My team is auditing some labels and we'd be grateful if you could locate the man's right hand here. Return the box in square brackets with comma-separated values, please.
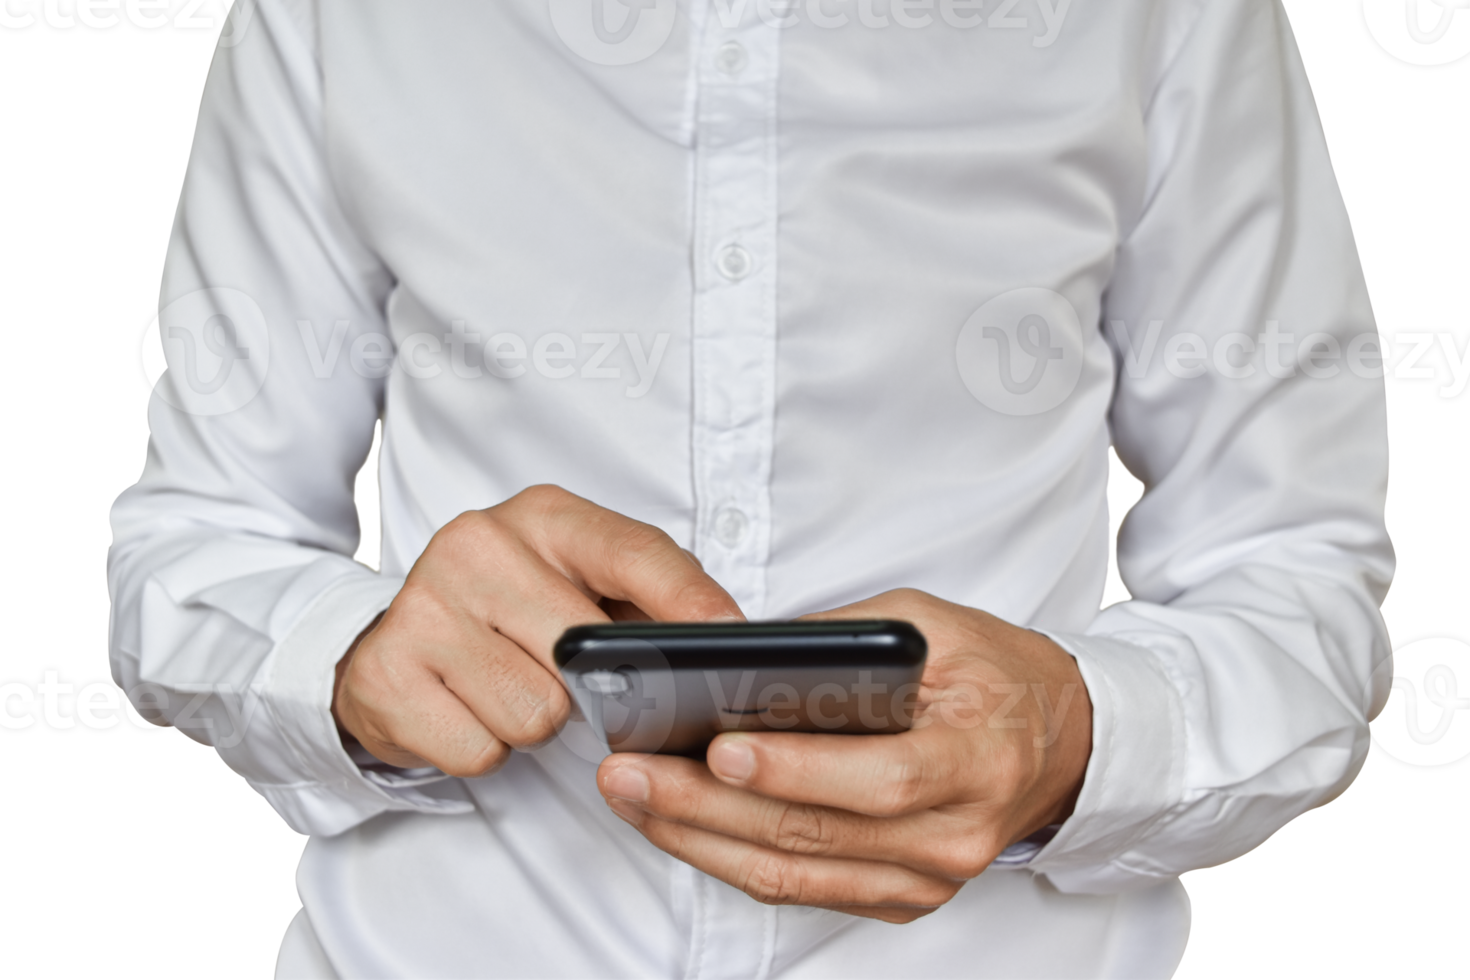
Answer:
[332, 485, 744, 777]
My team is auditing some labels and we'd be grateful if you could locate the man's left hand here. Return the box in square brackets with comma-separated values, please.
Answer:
[595, 589, 1092, 923]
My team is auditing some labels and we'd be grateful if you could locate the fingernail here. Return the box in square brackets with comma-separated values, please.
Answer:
[709, 739, 755, 782]
[607, 799, 645, 828]
[603, 765, 650, 804]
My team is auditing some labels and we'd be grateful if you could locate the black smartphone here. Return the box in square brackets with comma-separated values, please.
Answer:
[553, 620, 927, 756]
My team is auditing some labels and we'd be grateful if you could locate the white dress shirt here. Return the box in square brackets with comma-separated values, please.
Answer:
[108, 0, 1393, 976]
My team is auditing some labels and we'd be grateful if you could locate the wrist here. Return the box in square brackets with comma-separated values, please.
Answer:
[332, 611, 385, 744]
[1041, 710, 1090, 827]
[1033, 640, 1092, 829]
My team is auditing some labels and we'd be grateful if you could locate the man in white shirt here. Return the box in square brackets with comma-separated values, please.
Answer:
[109, 0, 1393, 976]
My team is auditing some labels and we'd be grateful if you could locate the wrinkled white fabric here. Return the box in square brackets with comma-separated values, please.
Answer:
[109, 0, 1392, 976]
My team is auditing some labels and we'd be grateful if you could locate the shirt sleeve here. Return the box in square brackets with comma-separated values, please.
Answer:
[1026, 0, 1394, 892]
[106, 0, 470, 837]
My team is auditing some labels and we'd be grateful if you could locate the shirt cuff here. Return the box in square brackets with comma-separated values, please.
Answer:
[990, 824, 1061, 869]
[1023, 632, 1186, 893]
[254, 571, 474, 836]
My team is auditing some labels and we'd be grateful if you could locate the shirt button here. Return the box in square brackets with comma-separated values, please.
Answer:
[712, 507, 750, 548]
[715, 41, 748, 76]
[716, 244, 753, 281]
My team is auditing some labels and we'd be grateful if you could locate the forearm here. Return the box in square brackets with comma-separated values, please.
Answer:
[106, 0, 478, 835]
[1025, 0, 1391, 891]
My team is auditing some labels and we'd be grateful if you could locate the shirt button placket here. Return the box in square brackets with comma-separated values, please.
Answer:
[684, 5, 785, 963]
[688, 1, 781, 630]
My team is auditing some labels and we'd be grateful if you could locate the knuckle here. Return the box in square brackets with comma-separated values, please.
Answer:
[909, 877, 963, 909]
[667, 578, 733, 619]
[392, 581, 454, 624]
[503, 683, 570, 747]
[535, 683, 573, 736]
[367, 719, 418, 764]
[621, 757, 709, 822]
[872, 760, 927, 816]
[444, 737, 511, 779]
[882, 587, 928, 615]
[518, 483, 570, 505]
[506, 484, 573, 522]
[609, 522, 676, 566]
[476, 657, 568, 745]
[441, 509, 490, 542]
[741, 855, 805, 907]
[771, 806, 835, 856]
[430, 511, 514, 563]
[349, 712, 397, 755]
[462, 510, 516, 550]
[889, 891, 952, 922]
[931, 839, 992, 881]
